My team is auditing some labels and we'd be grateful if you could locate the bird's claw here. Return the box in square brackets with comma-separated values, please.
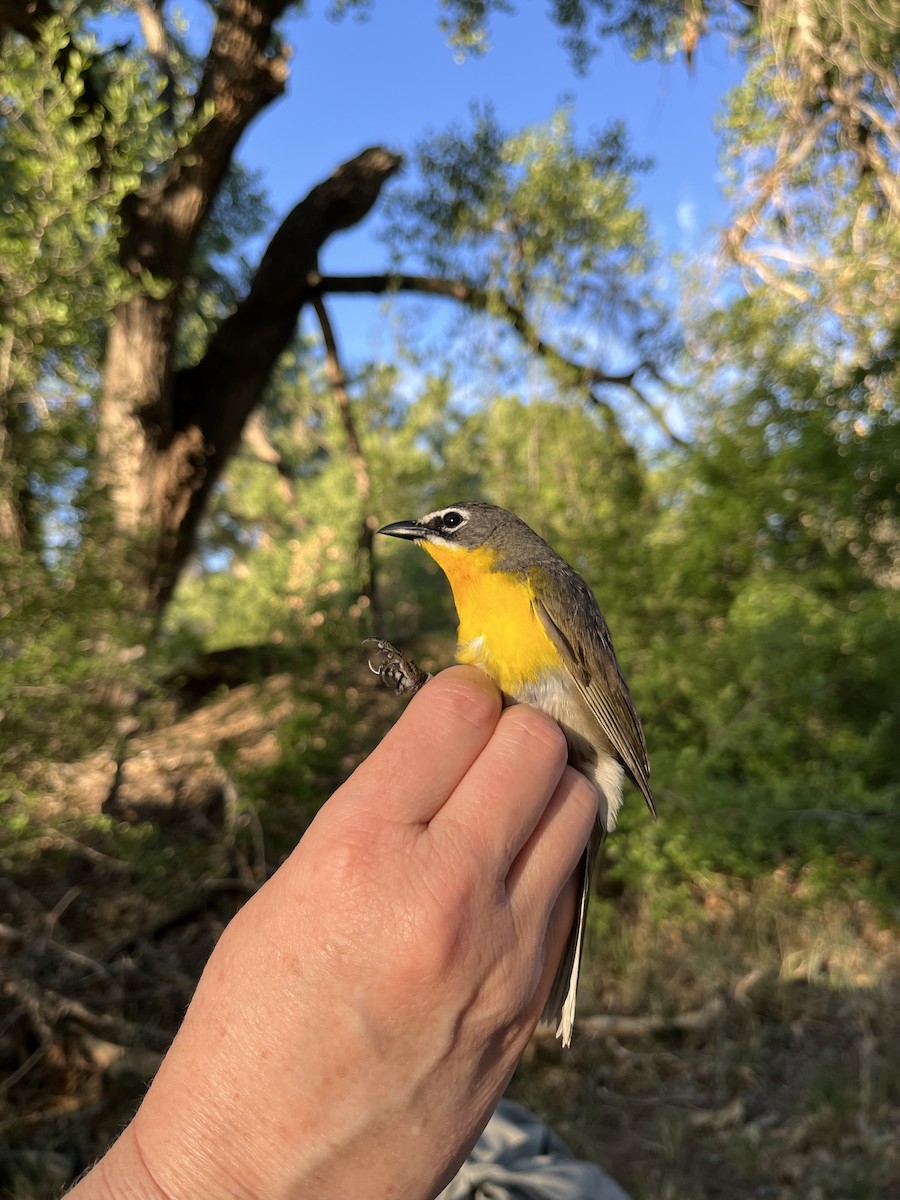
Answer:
[363, 638, 431, 697]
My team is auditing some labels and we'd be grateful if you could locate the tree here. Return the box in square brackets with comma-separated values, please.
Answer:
[0, 0, 679, 616]
[2, 0, 897, 619]
[0, 18, 163, 552]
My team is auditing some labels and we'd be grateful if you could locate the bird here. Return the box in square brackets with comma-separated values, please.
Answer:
[377, 501, 655, 1047]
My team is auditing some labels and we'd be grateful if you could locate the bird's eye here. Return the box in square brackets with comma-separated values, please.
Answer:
[442, 511, 464, 530]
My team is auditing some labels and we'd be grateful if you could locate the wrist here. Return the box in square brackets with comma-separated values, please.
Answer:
[66, 1123, 171, 1200]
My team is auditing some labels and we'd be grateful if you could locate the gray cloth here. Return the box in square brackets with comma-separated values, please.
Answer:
[437, 1099, 631, 1200]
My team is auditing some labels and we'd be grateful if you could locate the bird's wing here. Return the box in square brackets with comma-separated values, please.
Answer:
[533, 564, 655, 817]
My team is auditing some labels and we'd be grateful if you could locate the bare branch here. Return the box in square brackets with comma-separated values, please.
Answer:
[723, 108, 832, 263]
[534, 994, 725, 1043]
[312, 297, 368, 495]
[311, 272, 635, 386]
[309, 271, 686, 446]
[311, 295, 381, 626]
[242, 412, 295, 503]
[622, 377, 689, 447]
[133, 148, 400, 609]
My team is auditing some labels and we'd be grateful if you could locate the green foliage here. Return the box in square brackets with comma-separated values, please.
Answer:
[0, 540, 153, 777]
[0, 13, 251, 778]
[371, 0, 745, 70]
[3, 5, 899, 1187]
[170, 338, 899, 913]
[718, 0, 900, 366]
[2, 0, 897, 931]
[0, 15, 168, 564]
[0, 17, 168, 392]
[0, 7, 273, 565]
[382, 105, 667, 374]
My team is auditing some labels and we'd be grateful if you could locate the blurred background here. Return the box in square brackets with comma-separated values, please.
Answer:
[1, 2, 898, 1196]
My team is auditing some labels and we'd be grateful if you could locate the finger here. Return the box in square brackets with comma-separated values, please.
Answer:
[431, 704, 569, 869]
[506, 766, 599, 911]
[535, 870, 582, 1015]
[340, 666, 503, 824]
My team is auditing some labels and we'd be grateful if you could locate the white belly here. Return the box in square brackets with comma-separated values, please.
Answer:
[516, 671, 624, 833]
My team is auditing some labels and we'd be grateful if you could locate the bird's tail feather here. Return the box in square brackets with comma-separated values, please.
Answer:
[541, 825, 604, 1047]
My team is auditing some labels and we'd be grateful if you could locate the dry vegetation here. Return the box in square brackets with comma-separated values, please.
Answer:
[2, 658, 898, 1199]
[520, 885, 899, 1199]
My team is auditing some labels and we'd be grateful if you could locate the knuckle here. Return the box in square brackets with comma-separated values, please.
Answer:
[421, 667, 502, 733]
[563, 766, 600, 829]
[502, 705, 568, 767]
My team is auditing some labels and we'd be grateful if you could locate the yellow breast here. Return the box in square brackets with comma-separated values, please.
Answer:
[422, 541, 561, 696]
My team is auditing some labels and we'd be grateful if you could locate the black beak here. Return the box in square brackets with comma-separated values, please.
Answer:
[377, 519, 425, 541]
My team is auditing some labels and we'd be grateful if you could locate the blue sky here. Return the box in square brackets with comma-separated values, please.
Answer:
[101, 3, 745, 388]
[227, 2, 744, 379]
[239, 3, 744, 265]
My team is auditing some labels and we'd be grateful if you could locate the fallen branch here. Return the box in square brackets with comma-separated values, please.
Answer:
[0, 920, 115, 984]
[536, 994, 726, 1044]
[3, 974, 170, 1054]
[102, 876, 258, 961]
[81, 1033, 163, 1081]
[0, 1000, 53, 1097]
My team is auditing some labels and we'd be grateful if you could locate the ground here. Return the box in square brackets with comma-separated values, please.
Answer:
[1, 648, 897, 1199]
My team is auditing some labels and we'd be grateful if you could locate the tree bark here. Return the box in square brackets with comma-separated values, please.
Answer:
[0, 392, 27, 551]
[0, 0, 56, 42]
[101, 144, 400, 609]
[4, 0, 402, 612]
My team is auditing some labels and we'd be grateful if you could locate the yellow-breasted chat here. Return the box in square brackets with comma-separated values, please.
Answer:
[378, 501, 655, 1047]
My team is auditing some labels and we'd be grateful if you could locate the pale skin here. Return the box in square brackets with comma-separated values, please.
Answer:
[67, 666, 598, 1200]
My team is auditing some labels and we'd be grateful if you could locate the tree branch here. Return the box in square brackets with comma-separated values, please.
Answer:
[143, 147, 401, 608]
[184, 149, 402, 433]
[242, 411, 295, 504]
[534, 994, 725, 1043]
[726, 109, 830, 236]
[312, 297, 366, 480]
[312, 271, 636, 386]
[309, 271, 687, 446]
[0, 0, 56, 42]
[311, 296, 381, 627]
[119, 0, 292, 284]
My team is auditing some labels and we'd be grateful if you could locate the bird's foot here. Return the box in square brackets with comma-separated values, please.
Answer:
[363, 639, 431, 697]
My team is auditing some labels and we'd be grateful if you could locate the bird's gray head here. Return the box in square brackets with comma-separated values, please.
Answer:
[377, 502, 555, 567]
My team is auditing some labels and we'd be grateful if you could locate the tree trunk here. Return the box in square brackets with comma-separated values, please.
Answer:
[100, 147, 400, 609]
[5, 0, 401, 613]
[0, 391, 27, 551]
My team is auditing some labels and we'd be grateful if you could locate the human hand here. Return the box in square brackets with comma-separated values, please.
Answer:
[68, 666, 598, 1200]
